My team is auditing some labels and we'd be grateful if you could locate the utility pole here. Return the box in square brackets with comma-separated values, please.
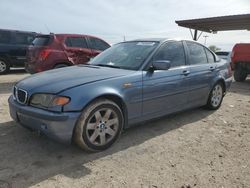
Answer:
[123, 35, 126, 42]
[203, 35, 209, 46]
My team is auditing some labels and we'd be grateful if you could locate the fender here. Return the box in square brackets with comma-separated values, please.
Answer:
[60, 73, 143, 124]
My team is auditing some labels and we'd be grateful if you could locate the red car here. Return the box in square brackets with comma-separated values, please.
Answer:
[231, 43, 250, 82]
[25, 34, 110, 73]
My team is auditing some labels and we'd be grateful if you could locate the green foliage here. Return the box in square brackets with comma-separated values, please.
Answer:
[209, 45, 221, 52]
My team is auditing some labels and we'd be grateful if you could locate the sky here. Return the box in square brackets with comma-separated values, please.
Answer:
[1, 0, 250, 50]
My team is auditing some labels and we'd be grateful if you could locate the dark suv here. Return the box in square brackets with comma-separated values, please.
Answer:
[0, 29, 36, 74]
[25, 34, 110, 73]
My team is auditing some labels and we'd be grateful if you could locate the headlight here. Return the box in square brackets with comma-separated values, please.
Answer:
[30, 94, 70, 108]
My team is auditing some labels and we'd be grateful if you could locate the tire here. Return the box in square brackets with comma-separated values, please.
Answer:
[234, 66, 247, 82]
[0, 59, 10, 74]
[206, 82, 224, 110]
[54, 64, 69, 69]
[74, 99, 124, 152]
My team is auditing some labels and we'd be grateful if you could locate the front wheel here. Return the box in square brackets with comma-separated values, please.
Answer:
[74, 99, 124, 152]
[206, 82, 224, 110]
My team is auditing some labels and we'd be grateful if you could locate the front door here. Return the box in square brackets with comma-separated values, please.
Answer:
[142, 41, 190, 118]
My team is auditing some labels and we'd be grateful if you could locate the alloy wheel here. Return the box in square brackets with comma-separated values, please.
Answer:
[0, 61, 6, 73]
[86, 108, 119, 146]
[211, 84, 223, 108]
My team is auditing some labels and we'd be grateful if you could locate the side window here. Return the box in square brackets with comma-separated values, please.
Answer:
[205, 48, 215, 63]
[186, 42, 207, 65]
[0, 31, 11, 44]
[153, 41, 186, 68]
[65, 37, 88, 48]
[15, 33, 35, 45]
[89, 38, 110, 51]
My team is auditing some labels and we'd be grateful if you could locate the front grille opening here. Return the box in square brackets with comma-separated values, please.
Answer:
[16, 88, 27, 104]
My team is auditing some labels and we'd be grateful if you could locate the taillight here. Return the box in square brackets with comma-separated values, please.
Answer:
[231, 51, 234, 59]
[38, 49, 51, 61]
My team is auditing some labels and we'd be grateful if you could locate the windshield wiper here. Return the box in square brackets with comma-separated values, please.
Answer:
[94, 64, 121, 69]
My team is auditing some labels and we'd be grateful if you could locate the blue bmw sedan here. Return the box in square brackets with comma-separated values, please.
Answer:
[9, 39, 232, 151]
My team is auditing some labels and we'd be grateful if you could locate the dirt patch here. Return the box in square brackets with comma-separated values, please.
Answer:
[0, 71, 249, 188]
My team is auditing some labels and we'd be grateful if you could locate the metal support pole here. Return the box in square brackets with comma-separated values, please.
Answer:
[193, 29, 198, 41]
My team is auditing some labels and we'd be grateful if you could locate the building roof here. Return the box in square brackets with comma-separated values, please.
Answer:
[175, 14, 250, 33]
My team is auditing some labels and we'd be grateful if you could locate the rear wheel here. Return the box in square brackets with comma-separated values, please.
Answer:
[0, 59, 10, 74]
[206, 82, 224, 110]
[74, 99, 124, 152]
[234, 65, 247, 82]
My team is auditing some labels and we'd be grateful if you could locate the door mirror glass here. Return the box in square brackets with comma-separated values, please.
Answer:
[152, 60, 171, 70]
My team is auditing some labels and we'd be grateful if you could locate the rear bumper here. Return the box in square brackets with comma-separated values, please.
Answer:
[8, 95, 80, 144]
[25, 59, 54, 74]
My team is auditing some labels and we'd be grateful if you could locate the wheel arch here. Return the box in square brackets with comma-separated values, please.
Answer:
[210, 77, 226, 97]
[216, 78, 226, 93]
[53, 61, 72, 68]
[82, 93, 128, 129]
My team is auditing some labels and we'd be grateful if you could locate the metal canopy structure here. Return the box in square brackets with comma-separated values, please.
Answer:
[176, 14, 250, 41]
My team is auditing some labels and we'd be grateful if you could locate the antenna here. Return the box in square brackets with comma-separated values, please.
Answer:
[44, 24, 50, 33]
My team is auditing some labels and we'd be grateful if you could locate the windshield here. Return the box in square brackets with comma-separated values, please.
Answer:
[90, 41, 159, 70]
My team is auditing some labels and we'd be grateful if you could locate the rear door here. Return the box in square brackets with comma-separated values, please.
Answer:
[184, 41, 217, 107]
[64, 36, 92, 64]
[142, 41, 190, 118]
[10, 32, 35, 66]
[87, 37, 110, 57]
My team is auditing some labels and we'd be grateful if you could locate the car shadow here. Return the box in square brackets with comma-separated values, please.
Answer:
[229, 77, 250, 96]
[0, 108, 214, 187]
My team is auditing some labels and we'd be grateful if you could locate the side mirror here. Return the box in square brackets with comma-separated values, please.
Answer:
[151, 60, 171, 71]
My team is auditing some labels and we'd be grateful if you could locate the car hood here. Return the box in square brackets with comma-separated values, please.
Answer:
[16, 65, 134, 94]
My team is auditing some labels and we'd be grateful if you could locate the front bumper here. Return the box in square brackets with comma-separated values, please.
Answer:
[8, 95, 80, 144]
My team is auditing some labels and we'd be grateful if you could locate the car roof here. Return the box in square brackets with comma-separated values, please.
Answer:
[35, 33, 107, 41]
[0, 28, 36, 34]
[131, 38, 168, 42]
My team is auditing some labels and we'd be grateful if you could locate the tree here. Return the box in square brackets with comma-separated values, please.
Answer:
[208, 45, 221, 52]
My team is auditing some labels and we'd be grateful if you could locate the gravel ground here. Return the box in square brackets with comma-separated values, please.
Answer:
[0, 69, 249, 188]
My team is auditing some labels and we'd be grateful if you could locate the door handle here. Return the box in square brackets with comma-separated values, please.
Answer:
[182, 70, 190, 76]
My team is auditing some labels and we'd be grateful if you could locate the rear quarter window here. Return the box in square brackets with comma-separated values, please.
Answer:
[205, 48, 215, 63]
[33, 36, 51, 46]
[89, 37, 110, 51]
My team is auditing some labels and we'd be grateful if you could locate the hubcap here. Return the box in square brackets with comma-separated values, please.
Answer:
[86, 108, 119, 146]
[211, 84, 223, 107]
[0, 61, 6, 72]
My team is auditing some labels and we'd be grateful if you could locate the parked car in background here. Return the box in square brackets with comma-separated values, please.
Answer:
[0, 29, 36, 74]
[9, 39, 232, 151]
[215, 51, 233, 70]
[231, 43, 250, 82]
[25, 34, 110, 73]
